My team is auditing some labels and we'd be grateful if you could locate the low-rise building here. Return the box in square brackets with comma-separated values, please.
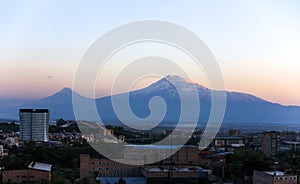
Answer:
[141, 166, 209, 184]
[80, 145, 200, 179]
[2, 161, 52, 183]
[80, 154, 136, 179]
[213, 137, 244, 148]
[253, 170, 297, 184]
[0, 145, 8, 157]
[124, 145, 199, 165]
[281, 141, 300, 151]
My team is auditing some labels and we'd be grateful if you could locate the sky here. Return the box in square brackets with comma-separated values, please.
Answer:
[0, 0, 300, 106]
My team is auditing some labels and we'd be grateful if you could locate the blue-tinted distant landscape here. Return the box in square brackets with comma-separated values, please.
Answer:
[1, 75, 299, 128]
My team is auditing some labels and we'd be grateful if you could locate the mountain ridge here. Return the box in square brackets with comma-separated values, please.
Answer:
[0, 75, 299, 124]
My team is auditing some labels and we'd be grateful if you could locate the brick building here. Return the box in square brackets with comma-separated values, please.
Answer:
[124, 145, 199, 165]
[141, 166, 209, 184]
[253, 170, 297, 184]
[80, 154, 136, 178]
[142, 166, 208, 178]
[80, 145, 200, 179]
[2, 162, 52, 183]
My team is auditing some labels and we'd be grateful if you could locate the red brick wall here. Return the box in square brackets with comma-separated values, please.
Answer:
[80, 154, 91, 178]
[2, 169, 51, 183]
[80, 154, 136, 178]
[176, 147, 198, 165]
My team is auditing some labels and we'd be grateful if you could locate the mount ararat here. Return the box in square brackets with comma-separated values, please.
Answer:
[0, 75, 299, 125]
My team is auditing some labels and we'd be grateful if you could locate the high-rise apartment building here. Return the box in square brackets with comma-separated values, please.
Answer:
[19, 109, 49, 142]
[262, 131, 280, 157]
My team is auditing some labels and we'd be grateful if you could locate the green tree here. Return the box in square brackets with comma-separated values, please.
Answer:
[118, 178, 126, 184]
[56, 118, 67, 127]
[230, 149, 266, 164]
[51, 175, 71, 184]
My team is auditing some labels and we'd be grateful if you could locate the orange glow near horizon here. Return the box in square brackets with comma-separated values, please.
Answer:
[1, 1, 300, 106]
[1, 44, 299, 106]
[1, 60, 299, 106]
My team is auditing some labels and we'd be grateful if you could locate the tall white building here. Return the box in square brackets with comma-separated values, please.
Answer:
[19, 109, 49, 142]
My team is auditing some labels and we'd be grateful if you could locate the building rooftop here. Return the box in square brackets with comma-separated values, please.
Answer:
[19, 109, 49, 113]
[4, 161, 52, 171]
[125, 145, 197, 150]
[96, 177, 146, 184]
[207, 152, 234, 157]
[28, 161, 52, 172]
[144, 166, 205, 172]
[214, 136, 243, 140]
[264, 171, 285, 176]
[282, 141, 300, 145]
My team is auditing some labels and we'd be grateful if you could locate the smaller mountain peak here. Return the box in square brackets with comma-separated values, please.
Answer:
[60, 87, 72, 92]
[56, 87, 73, 96]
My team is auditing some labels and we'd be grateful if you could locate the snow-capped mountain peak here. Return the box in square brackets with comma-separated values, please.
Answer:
[144, 75, 209, 95]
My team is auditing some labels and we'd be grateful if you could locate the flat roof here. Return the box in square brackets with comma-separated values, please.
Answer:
[264, 171, 284, 176]
[96, 177, 146, 184]
[125, 145, 197, 150]
[144, 166, 204, 172]
[214, 136, 243, 140]
[207, 152, 234, 157]
[28, 161, 52, 172]
[20, 109, 49, 113]
[282, 141, 300, 145]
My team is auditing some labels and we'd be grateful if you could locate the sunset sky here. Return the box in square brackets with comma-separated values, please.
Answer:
[0, 0, 300, 106]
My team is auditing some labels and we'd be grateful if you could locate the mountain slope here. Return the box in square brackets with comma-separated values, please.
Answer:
[0, 75, 299, 124]
[0, 88, 78, 120]
[96, 75, 300, 124]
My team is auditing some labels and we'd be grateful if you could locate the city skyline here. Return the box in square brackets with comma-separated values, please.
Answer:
[1, 1, 300, 106]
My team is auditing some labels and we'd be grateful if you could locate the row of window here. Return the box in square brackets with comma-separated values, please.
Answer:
[92, 167, 131, 171]
[97, 173, 130, 177]
[275, 176, 297, 181]
[16, 175, 35, 178]
[91, 161, 120, 165]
